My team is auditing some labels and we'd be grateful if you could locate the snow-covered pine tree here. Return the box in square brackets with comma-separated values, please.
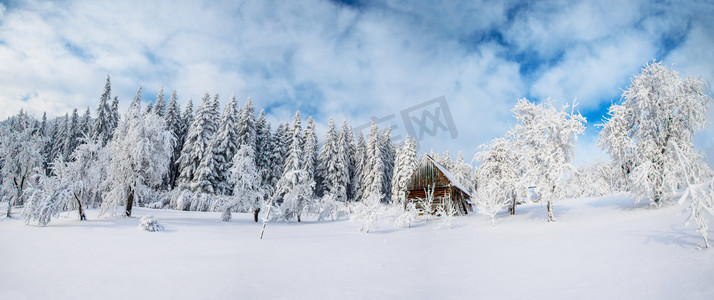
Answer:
[256, 113, 272, 190]
[92, 75, 112, 145]
[191, 94, 222, 194]
[210, 94, 240, 195]
[62, 109, 80, 159]
[316, 119, 338, 197]
[181, 98, 194, 142]
[39, 112, 47, 137]
[346, 124, 357, 200]
[237, 97, 255, 150]
[361, 122, 380, 201]
[350, 132, 367, 201]
[163, 90, 183, 189]
[154, 87, 166, 117]
[266, 123, 288, 193]
[286, 111, 302, 153]
[303, 116, 319, 184]
[144, 101, 154, 115]
[109, 96, 119, 140]
[439, 151, 454, 172]
[510, 98, 585, 222]
[255, 109, 269, 166]
[391, 136, 417, 205]
[52, 114, 69, 164]
[176, 93, 217, 190]
[79, 107, 92, 139]
[599, 61, 712, 205]
[335, 120, 353, 201]
[130, 87, 143, 112]
[453, 151, 475, 195]
[43, 118, 60, 175]
[101, 104, 174, 217]
[275, 124, 314, 222]
[379, 127, 395, 202]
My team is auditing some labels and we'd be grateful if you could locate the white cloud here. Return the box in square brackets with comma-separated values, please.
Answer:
[530, 31, 657, 111]
[0, 0, 712, 167]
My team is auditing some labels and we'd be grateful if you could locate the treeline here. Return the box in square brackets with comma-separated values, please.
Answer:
[0, 76, 474, 225]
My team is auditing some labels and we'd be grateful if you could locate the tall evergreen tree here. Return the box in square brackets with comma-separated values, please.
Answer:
[92, 75, 112, 145]
[316, 119, 338, 197]
[303, 117, 319, 184]
[391, 136, 417, 205]
[255, 109, 270, 173]
[266, 123, 288, 193]
[286, 111, 302, 151]
[209, 94, 240, 195]
[190, 94, 222, 193]
[154, 87, 166, 117]
[80, 107, 92, 138]
[62, 109, 80, 159]
[379, 127, 395, 202]
[335, 119, 352, 201]
[275, 123, 314, 222]
[109, 96, 119, 140]
[440, 151, 454, 171]
[176, 93, 217, 190]
[130, 87, 143, 113]
[39, 112, 47, 137]
[237, 96, 256, 151]
[144, 101, 154, 115]
[454, 151, 475, 195]
[351, 132, 366, 201]
[163, 90, 183, 188]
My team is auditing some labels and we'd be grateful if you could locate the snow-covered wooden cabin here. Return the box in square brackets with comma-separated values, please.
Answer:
[405, 155, 473, 215]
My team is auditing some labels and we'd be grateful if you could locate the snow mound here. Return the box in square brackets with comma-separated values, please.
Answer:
[137, 215, 164, 232]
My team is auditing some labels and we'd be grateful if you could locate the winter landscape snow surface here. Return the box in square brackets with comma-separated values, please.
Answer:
[1, 194, 712, 300]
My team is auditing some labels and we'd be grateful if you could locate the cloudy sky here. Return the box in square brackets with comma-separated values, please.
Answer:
[1, 0, 713, 165]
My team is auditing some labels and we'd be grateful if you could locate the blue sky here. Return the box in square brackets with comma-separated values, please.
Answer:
[1, 0, 713, 165]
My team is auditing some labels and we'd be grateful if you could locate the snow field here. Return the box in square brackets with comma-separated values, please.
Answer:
[1, 194, 713, 300]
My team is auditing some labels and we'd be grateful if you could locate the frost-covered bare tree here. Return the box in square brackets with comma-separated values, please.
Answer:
[672, 141, 714, 248]
[510, 98, 585, 222]
[24, 140, 108, 225]
[599, 61, 712, 205]
[475, 137, 522, 222]
[101, 107, 175, 217]
[351, 193, 383, 233]
[224, 144, 263, 222]
[0, 113, 44, 217]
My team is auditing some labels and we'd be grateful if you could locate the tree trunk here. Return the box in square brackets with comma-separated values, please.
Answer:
[253, 208, 260, 222]
[547, 200, 555, 222]
[125, 189, 134, 217]
[297, 214, 301, 222]
[74, 193, 87, 221]
[5, 198, 11, 218]
[509, 192, 516, 215]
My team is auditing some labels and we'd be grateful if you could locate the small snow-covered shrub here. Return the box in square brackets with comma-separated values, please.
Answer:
[138, 215, 164, 232]
[220, 209, 232, 222]
[317, 194, 349, 221]
[394, 202, 419, 228]
[351, 194, 383, 233]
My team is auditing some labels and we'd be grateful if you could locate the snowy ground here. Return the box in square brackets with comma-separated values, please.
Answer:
[1, 194, 713, 300]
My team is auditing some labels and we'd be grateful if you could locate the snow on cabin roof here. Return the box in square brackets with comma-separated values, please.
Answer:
[424, 155, 472, 198]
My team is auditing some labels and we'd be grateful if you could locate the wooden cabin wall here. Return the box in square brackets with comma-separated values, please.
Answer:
[406, 161, 451, 191]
